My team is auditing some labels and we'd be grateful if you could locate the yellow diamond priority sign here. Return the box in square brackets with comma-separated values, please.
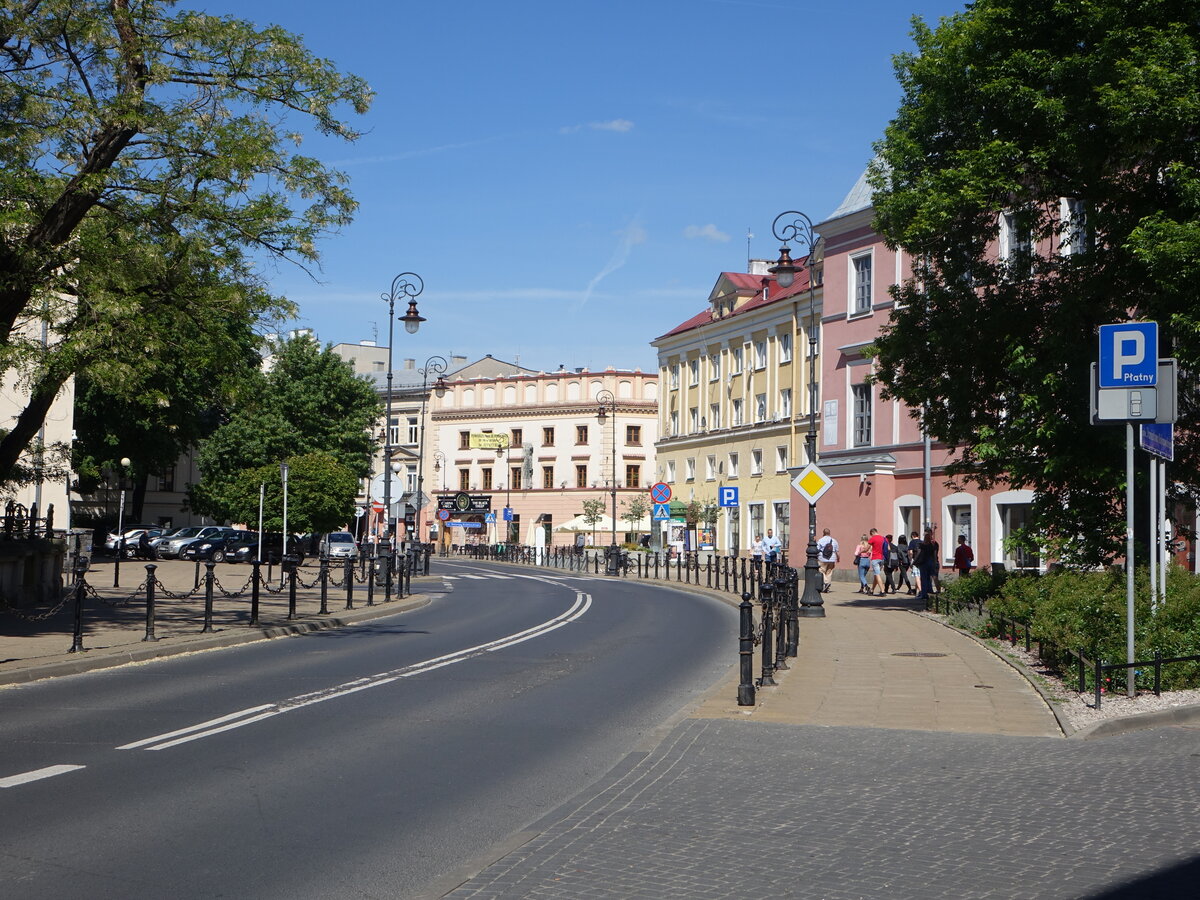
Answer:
[791, 463, 833, 504]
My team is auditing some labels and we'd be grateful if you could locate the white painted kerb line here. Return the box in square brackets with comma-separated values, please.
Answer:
[118, 593, 592, 752]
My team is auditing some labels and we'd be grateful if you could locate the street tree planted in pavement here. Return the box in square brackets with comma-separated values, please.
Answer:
[870, 0, 1200, 565]
[226, 453, 360, 536]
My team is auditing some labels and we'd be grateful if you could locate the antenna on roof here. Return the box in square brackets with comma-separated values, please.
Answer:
[746, 228, 754, 273]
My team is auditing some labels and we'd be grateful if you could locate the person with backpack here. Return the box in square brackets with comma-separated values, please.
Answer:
[883, 533, 899, 593]
[815, 527, 838, 592]
[894, 534, 914, 594]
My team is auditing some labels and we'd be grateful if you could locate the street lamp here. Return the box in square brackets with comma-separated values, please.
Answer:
[381, 272, 423, 550]
[112, 456, 131, 588]
[769, 209, 824, 617]
[415, 355, 448, 549]
[595, 390, 619, 575]
[280, 460, 289, 563]
[495, 434, 513, 544]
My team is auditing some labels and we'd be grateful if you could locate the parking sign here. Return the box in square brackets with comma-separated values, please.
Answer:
[718, 486, 739, 507]
[1099, 322, 1157, 388]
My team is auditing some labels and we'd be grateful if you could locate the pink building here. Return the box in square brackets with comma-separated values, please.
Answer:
[808, 170, 1040, 571]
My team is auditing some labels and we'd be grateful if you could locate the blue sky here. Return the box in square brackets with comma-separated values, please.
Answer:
[219, 0, 967, 373]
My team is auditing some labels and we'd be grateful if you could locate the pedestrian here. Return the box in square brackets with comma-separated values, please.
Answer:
[908, 530, 923, 596]
[883, 533, 899, 593]
[953, 534, 974, 576]
[915, 529, 940, 600]
[867, 527, 887, 595]
[894, 534, 914, 594]
[854, 534, 870, 593]
[763, 528, 782, 564]
[751, 533, 764, 562]
[816, 527, 838, 592]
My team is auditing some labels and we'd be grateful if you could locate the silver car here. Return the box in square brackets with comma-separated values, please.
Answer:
[320, 532, 359, 559]
[158, 526, 237, 559]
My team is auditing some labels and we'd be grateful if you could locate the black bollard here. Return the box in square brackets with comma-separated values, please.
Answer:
[738, 592, 756, 706]
[250, 560, 261, 626]
[287, 557, 298, 619]
[344, 557, 354, 610]
[758, 579, 777, 686]
[318, 557, 329, 615]
[785, 569, 799, 658]
[143, 564, 158, 642]
[68, 564, 86, 653]
[113, 537, 123, 588]
[366, 555, 376, 606]
[202, 561, 215, 633]
[774, 578, 789, 671]
[194, 558, 201, 590]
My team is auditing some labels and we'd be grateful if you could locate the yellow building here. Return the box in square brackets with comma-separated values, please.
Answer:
[651, 259, 821, 559]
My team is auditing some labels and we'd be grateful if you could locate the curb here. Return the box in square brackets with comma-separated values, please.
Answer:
[0, 593, 435, 687]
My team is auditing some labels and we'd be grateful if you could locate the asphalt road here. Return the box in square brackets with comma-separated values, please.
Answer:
[0, 559, 737, 899]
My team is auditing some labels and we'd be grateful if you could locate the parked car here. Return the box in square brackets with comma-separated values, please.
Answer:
[104, 525, 158, 553]
[181, 531, 255, 563]
[158, 525, 240, 559]
[230, 533, 307, 565]
[320, 531, 359, 559]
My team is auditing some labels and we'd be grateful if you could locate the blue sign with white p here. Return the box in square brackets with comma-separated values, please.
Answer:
[719, 486, 739, 507]
[1099, 322, 1157, 388]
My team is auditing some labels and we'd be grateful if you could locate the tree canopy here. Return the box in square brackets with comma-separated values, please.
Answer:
[870, 0, 1200, 564]
[192, 334, 380, 526]
[0, 0, 371, 485]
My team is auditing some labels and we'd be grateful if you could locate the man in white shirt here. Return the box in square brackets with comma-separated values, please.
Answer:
[763, 529, 782, 564]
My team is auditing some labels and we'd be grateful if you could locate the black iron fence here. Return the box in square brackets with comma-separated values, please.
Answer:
[0, 500, 55, 541]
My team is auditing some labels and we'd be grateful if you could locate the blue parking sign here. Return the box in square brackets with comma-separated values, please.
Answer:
[719, 486, 739, 507]
[1099, 322, 1157, 388]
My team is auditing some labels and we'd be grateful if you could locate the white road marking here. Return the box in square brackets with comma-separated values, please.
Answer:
[0, 764, 85, 788]
[120, 592, 592, 752]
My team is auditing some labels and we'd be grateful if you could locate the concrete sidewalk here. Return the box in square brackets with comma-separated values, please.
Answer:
[692, 582, 1064, 738]
[0, 557, 434, 685]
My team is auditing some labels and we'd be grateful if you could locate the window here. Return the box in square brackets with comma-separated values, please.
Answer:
[776, 446, 789, 472]
[728, 452, 739, 478]
[731, 346, 743, 374]
[709, 353, 721, 381]
[754, 340, 767, 370]
[666, 460, 676, 482]
[999, 210, 1033, 275]
[852, 383, 872, 447]
[688, 358, 699, 385]
[481, 468, 493, 490]
[751, 449, 763, 476]
[625, 464, 640, 488]
[542, 426, 555, 446]
[755, 393, 767, 422]
[157, 467, 175, 492]
[1060, 197, 1089, 256]
[576, 424, 588, 444]
[670, 363, 680, 388]
[779, 333, 792, 363]
[406, 417, 419, 445]
[710, 403, 721, 430]
[749, 503, 765, 541]
[543, 466, 554, 489]
[668, 410, 679, 435]
[689, 407, 699, 432]
[852, 254, 873, 314]
[706, 455, 717, 480]
[458, 468, 470, 491]
[459, 431, 471, 450]
[626, 424, 641, 445]
[779, 388, 792, 420]
[685, 458, 696, 481]
[388, 417, 401, 446]
[511, 428, 523, 447]
[575, 464, 588, 488]
[948, 504, 972, 551]
[511, 467, 522, 490]
[732, 398, 744, 426]
[773, 501, 790, 551]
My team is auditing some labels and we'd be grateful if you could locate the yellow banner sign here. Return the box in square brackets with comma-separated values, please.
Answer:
[469, 433, 509, 449]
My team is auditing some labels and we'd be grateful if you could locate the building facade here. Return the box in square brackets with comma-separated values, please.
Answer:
[652, 260, 820, 557]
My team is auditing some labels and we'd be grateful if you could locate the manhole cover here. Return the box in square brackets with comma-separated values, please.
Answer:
[892, 651, 949, 658]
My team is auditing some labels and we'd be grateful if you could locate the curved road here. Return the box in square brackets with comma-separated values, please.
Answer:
[0, 559, 736, 899]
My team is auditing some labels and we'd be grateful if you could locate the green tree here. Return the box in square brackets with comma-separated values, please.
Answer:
[0, 0, 371, 483]
[225, 453, 359, 535]
[580, 497, 607, 543]
[870, 0, 1200, 565]
[192, 335, 381, 522]
[620, 494, 650, 536]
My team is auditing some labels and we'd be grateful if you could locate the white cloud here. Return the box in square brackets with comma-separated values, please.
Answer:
[559, 119, 635, 135]
[684, 224, 731, 243]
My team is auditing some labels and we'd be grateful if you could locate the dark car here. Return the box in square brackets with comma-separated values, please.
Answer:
[230, 533, 307, 565]
[181, 531, 255, 563]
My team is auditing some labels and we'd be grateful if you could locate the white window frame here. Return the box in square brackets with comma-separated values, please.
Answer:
[709, 353, 721, 382]
[688, 358, 699, 386]
[665, 459, 676, 482]
[728, 452, 739, 478]
[779, 388, 792, 420]
[1060, 197, 1088, 256]
[706, 455, 716, 480]
[779, 333, 792, 363]
[670, 363, 680, 389]
[753, 340, 767, 370]
[732, 398, 744, 426]
[685, 457, 696, 481]
[852, 383, 872, 447]
[776, 446, 788, 472]
[709, 402, 721, 430]
[850, 252, 873, 315]
[731, 346, 743, 375]
[751, 449, 763, 476]
[755, 393, 767, 422]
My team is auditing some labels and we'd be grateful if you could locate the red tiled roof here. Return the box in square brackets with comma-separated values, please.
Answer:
[654, 262, 813, 341]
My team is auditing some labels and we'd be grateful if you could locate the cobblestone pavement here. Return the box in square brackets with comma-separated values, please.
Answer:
[443, 718, 1200, 899]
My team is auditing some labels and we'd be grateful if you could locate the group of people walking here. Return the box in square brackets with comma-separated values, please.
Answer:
[813, 527, 974, 599]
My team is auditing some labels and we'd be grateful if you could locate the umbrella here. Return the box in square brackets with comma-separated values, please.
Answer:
[554, 513, 617, 533]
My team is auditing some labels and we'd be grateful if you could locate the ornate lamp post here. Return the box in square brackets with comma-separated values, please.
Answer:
[112, 456, 131, 588]
[495, 434, 513, 544]
[415, 355, 448, 548]
[381, 273, 423, 550]
[768, 210, 825, 618]
[595, 389, 619, 575]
